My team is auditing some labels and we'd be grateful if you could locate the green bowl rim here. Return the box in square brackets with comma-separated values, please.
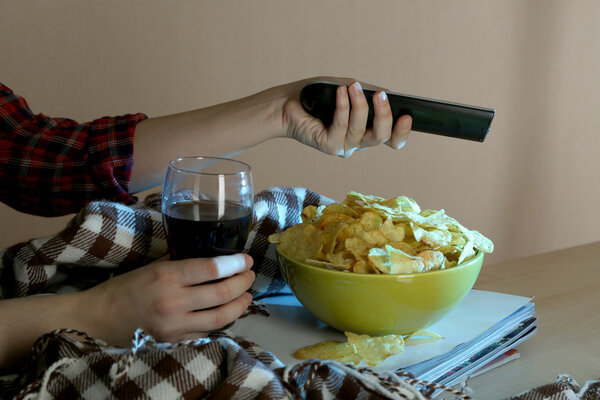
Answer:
[276, 245, 483, 278]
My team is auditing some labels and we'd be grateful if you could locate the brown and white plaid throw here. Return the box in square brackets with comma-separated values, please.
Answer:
[1, 186, 596, 399]
[508, 375, 600, 400]
[0, 186, 326, 300]
[0, 187, 472, 399]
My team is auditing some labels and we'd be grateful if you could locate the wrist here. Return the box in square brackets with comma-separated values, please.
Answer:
[249, 83, 289, 140]
[0, 292, 96, 369]
[266, 78, 320, 141]
[71, 286, 111, 341]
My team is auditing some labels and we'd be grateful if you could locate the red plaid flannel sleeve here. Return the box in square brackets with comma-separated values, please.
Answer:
[0, 83, 148, 216]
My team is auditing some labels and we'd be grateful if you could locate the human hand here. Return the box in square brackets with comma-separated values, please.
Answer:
[81, 254, 255, 345]
[280, 77, 412, 157]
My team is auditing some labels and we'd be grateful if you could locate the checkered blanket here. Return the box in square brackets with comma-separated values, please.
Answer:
[0, 186, 325, 300]
[4, 187, 592, 399]
[0, 187, 474, 400]
[508, 375, 600, 400]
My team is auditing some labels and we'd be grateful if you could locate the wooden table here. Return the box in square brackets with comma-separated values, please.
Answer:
[467, 241, 600, 398]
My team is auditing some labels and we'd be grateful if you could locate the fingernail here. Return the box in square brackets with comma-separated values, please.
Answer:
[377, 91, 387, 104]
[396, 140, 407, 150]
[344, 147, 358, 158]
[351, 81, 362, 95]
[213, 254, 247, 277]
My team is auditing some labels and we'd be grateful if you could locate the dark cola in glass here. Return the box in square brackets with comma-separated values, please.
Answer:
[164, 199, 253, 260]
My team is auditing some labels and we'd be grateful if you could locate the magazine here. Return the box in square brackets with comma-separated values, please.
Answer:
[231, 289, 536, 388]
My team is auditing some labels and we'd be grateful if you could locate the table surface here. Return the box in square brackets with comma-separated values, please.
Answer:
[467, 241, 600, 399]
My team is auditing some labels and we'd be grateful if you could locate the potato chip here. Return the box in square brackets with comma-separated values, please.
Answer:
[380, 218, 406, 242]
[306, 259, 341, 270]
[344, 191, 386, 207]
[269, 191, 494, 275]
[345, 237, 371, 258]
[366, 247, 391, 273]
[358, 229, 386, 246]
[321, 203, 359, 218]
[470, 230, 494, 253]
[352, 258, 377, 274]
[368, 246, 425, 274]
[344, 191, 421, 215]
[317, 213, 351, 229]
[319, 215, 352, 254]
[388, 246, 425, 274]
[404, 330, 444, 346]
[411, 225, 452, 248]
[294, 329, 442, 366]
[418, 250, 446, 272]
[301, 205, 319, 222]
[388, 241, 417, 256]
[380, 196, 421, 214]
[345, 331, 405, 366]
[325, 250, 355, 270]
[294, 340, 360, 365]
[268, 223, 323, 262]
[336, 222, 364, 245]
[359, 211, 383, 231]
[457, 239, 476, 265]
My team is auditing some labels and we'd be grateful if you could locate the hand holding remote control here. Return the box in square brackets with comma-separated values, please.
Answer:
[300, 81, 495, 142]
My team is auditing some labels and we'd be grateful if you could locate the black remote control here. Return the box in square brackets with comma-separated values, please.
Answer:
[300, 81, 495, 142]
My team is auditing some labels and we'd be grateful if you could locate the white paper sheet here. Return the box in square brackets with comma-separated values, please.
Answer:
[230, 289, 532, 370]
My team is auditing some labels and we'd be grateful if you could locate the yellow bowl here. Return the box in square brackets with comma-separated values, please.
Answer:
[277, 247, 483, 335]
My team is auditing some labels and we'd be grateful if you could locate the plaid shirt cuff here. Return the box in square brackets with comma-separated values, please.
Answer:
[0, 82, 147, 216]
[87, 113, 147, 207]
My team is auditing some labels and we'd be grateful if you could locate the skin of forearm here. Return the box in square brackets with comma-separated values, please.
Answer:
[129, 84, 289, 193]
[0, 292, 90, 371]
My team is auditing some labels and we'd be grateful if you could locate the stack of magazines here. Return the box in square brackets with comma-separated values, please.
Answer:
[232, 289, 536, 389]
[401, 294, 535, 389]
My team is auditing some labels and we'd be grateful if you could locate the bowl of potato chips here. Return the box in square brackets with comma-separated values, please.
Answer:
[269, 191, 493, 336]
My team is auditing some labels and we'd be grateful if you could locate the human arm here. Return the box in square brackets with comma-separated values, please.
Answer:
[0, 254, 254, 371]
[0, 78, 411, 210]
[129, 77, 412, 192]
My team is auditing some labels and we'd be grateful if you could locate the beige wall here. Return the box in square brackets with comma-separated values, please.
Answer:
[1, 0, 599, 265]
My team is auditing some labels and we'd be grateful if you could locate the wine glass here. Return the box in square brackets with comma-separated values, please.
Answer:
[162, 156, 254, 261]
